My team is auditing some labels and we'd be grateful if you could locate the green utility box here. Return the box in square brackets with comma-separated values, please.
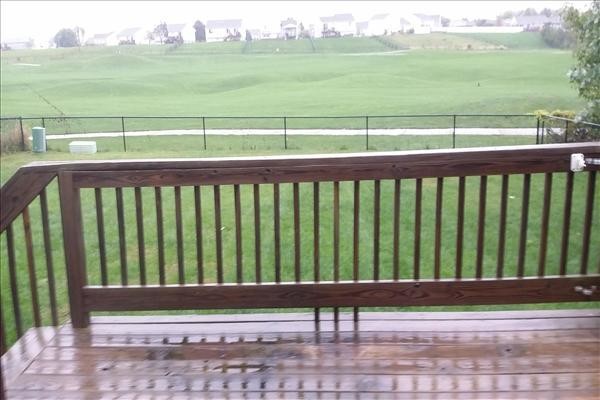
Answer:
[32, 127, 46, 153]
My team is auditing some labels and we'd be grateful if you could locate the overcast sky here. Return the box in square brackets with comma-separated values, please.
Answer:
[0, 1, 591, 42]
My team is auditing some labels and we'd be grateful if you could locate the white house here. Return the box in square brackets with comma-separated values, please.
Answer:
[206, 19, 243, 42]
[365, 13, 399, 36]
[85, 32, 116, 46]
[166, 23, 196, 43]
[515, 15, 562, 31]
[280, 18, 298, 39]
[114, 27, 148, 45]
[411, 13, 442, 34]
[1, 37, 34, 50]
[320, 14, 356, 37]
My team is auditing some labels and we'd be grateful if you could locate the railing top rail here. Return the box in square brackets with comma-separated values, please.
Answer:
[542, 114, 600, 128]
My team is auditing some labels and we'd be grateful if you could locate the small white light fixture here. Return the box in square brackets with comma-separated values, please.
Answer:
[570, 153, 586, 172]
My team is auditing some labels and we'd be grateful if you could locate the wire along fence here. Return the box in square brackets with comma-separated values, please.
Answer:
[1, 114, 598, 153]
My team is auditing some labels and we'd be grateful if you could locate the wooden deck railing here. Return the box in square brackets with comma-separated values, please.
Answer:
[0, 143, 599, 347]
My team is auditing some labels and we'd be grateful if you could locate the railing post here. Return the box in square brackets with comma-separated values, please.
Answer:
[535, 117, 540, 144]
[283, 116, 287, 150]
[541, 120, 545, 144]
[365, 116, 369, 150]
[41, 117, 45, 128]
[564, 120, 569, 143]
[452, 114, 456, 149]
[19, 117, 25, 151]
[58, 172, 90, 328]
[121, 117, 127, 152]
[202, 117, 207, 150]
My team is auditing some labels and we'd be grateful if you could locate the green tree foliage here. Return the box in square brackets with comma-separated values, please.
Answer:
[153, 22, 168, 44]
[193, 20, 206, 42]
[53, 28, 79, 48]
[540, 25, 574, 48]
[563, 0, 600, 124]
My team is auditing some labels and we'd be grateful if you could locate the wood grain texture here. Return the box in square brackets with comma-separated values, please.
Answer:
[21, 207, 41, 327]
[83, 276, 600, 311]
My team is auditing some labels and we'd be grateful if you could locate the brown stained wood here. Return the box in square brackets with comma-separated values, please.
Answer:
[1, 327, 58, 384]
[94, 188, 108, 286]
[134, 187, 146, 285]
[5, 225, 22, 337]
[333, 182, 340, 282]
[234, 184, 243, 284]
[39, 188, 58, 326]
[21, 207, 41, 328]
[456, 177, 465, 279]
[475, 176, 487, 279]
[83, 276, 600, 311]
[213, 185, 223, 284]
[373, 180, 381, 281]
[154, 187, 165, 285]
[517, 174, 531, 277]
[115, 187, 127, 286]
[559, 172, 574, 276]
[414, 179, 422, 280]
[538, 173, 553, 277]
[62, 143, 600, 189]
[313, 182, 320, 282]
[0, 170, 55, 234]
[253, 184, 261, 284]
[58, 172, 89, 328]
[393, 180, 401, 280]
[174, 186, 184, 284]
[580, 171, 596, 275]
[194, 186, 203, 284]
[353, 181, 360, 281]
[273, 184, 281, 283]
[293, 183, 300, 283]
[434, 177, 443, 280]
[497, 175, 509, 278]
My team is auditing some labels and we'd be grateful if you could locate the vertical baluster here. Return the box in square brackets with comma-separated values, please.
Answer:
[434, 178, 443, 280]
[333, 181, 340, 325]
[194, 186, 204, 284]
[273, 183, 281, 283]
[40, 188, 58, 325]
[517, 174, 531, 277]
[174, 186, 184, 284]
[234, 184, 243, 284]
[455, 177, 465, 279]
[496, 175, 509, 278]
[115, 187, 127, 285]
[413, 179, 422, 280]
[293, 183, 301, 283]
[155, 187, 165, 285]
[538, 173, 553, 276]
[373, 180, 381, 281]
[6, 225, 22, 337]
[475, 176, 487, 279]
[393, 180, 401, 280]
[134, 187, 146, 285]
[1, 308, 5, 354]
[313, 182, 320, 325]
[253, 184, 261, 284]
[353, 181, 360, 281]
[22, 207, 41, 327]
[559, 172, 574, 275]
[580, 171, 596, 275]
[214, 185, 223, 284]
[95, 188, 108, 286]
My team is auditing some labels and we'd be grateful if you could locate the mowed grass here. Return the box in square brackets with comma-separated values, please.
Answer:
[0, 35, 582, 124]
[1, 138, 599, 347]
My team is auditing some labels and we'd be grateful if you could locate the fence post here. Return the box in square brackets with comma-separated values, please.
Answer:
[564, 120, 569, 143]
[121, 117, 127, 152]
[19, 117, 25, 151]
[41, 117, 45, 128]
[541, 120, 545, 144]
[365, 116, 369, 150]
[535, 117, 540, 145]
[202, 117, 207, 150]
[452, 115, 456, 149]
[283, 117, 287, 150]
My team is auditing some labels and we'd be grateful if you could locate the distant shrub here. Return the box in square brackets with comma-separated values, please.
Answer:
[534, 109, 599, 142]
[0, 121, 30, 153]
[540, 25, 574, 49]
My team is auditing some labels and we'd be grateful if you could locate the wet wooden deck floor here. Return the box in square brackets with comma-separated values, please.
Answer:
[2, 310, 599, 399]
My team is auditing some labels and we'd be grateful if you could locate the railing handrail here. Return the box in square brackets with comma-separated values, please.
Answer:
[541, 114, 600, 129]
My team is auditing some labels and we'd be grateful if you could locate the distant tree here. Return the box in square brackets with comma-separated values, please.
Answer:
[153, 22, 168, 44]
[441, 17, 450, 27]
[522, 8, 538, 16]
[498, 10, 515, 19]
[540, 24, 574, 49]
[145, 31, 155, 45]
[563, 0, 600, 125]
[53, 28, 79, 48]
[193, 20, 206, 42]
[73, 26, 85, 47]
[245, 29, 252, 41]
[540, 8, 554, 17]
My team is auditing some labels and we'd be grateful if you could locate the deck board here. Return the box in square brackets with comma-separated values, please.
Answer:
[3, 310, 599, 399]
